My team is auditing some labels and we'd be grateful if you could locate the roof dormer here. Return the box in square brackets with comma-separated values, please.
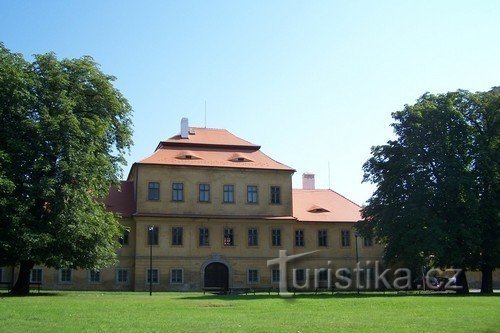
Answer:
[228, 153, 253, 163]
[307, 205, 330, 213]
[175, 151, 202, 160]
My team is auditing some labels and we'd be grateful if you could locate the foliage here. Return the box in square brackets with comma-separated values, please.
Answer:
[0, 43, 133, 292]
[359, 89, 499, 292]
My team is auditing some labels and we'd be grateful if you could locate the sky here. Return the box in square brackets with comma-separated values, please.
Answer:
[1, 1, 499, 204]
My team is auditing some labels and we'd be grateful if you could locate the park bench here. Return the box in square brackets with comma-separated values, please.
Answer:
[203, 287, 226, 295]
[228, 287, 250, 295]
[251, 286, 278, 295]
[314, 286, 335, 295]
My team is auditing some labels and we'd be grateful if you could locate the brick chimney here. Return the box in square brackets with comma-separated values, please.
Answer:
[302, 173, 315, 190]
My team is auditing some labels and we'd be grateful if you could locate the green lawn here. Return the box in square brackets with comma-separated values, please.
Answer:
[0, 291, 498, 332]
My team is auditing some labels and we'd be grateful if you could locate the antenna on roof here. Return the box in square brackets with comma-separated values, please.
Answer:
[328, 161, 331, 189]
[204, 100, 207, 128]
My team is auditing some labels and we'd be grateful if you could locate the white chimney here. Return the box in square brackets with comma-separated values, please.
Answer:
[302, 173, 315, 190]
[180, 118, 189, 139]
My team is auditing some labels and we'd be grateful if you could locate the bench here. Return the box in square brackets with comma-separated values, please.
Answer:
[203, 287, 226, 295]
[228, 287, 250, 295]
[314, 286, 335, 295]
[251, 286, 278, 295]
[30, 282, 42, 293]
[0, 282, 12, 291]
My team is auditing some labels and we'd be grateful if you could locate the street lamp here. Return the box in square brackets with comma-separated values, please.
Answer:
[354, 232, 360, 295]
[148, 225, 154, 296]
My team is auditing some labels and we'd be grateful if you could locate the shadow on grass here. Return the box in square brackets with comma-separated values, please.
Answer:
[0, 291, 62, 298]
[179, 291, 499, 301]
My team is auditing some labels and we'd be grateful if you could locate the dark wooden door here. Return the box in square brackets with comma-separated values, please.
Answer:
[204, 263, 229, 290]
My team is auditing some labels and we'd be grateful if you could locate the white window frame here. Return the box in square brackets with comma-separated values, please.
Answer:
[247, 269, 259, 284]
[88, 270, 101, 284]
[146, 268, 160, 285]
[115, 268, 129, 284]
[170, 268, 183, 284]
[271, 269, 280, 284]
[59, 269, 72, 284]
[30, 268, 43, 283]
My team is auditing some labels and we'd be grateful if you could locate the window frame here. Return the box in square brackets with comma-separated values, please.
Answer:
[30, 268, 43, 283]
[341, 230, 351, 247]
[318, 229, 328, 247]
[199, 227, 209, 246]
[248, 228, 258, 247]
[198, 183, 210, 202]
[170, 268, 184, 284]
[116, 268, 129, 284]
[147, 181, 160, 201]
[247, 185, 258, 204]
[147, 226, 159, 246]
[271, 268, 280, 284]
[171, 226, 183, 246]
[59, 269, 72, 284]
[295, 229, 305, 247]
[247, 269, 259, 284]
[119, 230, 130, 246]
[271, 228, 281, 247]
[146, 268, 160, 284]
[270, 186, 281, 204]
[223, 228, 234, 246]
[89, 270, 101, 284]
[172, 182, 184, 202]
[223, 184, 235, 203]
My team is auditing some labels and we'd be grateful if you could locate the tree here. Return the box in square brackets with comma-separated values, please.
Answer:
[0, 43, 133, 295]
[359, 89, 499, 293]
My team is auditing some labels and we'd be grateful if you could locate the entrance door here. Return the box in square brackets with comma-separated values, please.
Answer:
[204, 263, 229, 290]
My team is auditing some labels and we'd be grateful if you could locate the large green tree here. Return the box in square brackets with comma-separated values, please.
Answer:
[0, 43, 133, 295]
[359, 89, 499, 293]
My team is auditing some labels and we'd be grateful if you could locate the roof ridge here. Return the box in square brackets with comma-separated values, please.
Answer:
[327, 189, 362, 208]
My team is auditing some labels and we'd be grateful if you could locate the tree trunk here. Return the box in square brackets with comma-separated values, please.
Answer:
[455, 269, 469, 294]
[10, 261, 34, 296]
[480, 265, 493, 293]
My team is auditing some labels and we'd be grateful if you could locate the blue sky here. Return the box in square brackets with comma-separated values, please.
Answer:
[1, 1, 499, 204]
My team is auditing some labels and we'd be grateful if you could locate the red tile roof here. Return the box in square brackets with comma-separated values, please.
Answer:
[138, 127, 294, 171]
[293, 189, 362, 223]
[105, 181, 135, 217]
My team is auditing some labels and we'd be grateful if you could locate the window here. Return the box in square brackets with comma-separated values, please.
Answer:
[247, 185, 258, 203]
[318, 229, 328, 247]
[271, 269, 280, 283]
[223, 185, 235, 203]
[172, 182, 184, 201]
[172, 227, 183, 246]
[295, 229, 305, 247]
[171, 269, 183, 284]
[60, 269, 72, 283]
[199, 184, 210, 202]
[147, 269, 159, 284]
[116, 269, 129, 284]
[270, 186, 281, 204]
[119, 230, 129, 245]
[295, 269, 305, 282]
[0, 268, 3, 282]
[318, 269, 328, 282]
[248, 228, 258, 246]
[30, 268, 42, 283]
[148, 182, 160, 200]
[364, 236, 373, 247]
[247, 269, 259, 283]
[147, 226, 159, 245]
[223, 228, 234, 246]
[272, 228, 281, 246]
[89, 270, 101, 283]
[199, 228, 209, 246]
[341, 230, 351, 247]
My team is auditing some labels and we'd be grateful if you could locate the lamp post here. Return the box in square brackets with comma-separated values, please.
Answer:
[148, 225, 154, 296]
[354, 232, 360, 295]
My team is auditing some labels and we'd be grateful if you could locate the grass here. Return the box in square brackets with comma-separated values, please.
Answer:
[0, 291, 499, 332]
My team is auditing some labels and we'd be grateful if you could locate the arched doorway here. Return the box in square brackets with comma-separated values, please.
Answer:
[204, 262, 229, 291]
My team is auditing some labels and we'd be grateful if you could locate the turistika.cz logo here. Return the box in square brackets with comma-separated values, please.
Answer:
[267, 250, 461, 297]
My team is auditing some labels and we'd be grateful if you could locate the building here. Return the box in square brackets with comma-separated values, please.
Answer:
[1, 119, 384, 291]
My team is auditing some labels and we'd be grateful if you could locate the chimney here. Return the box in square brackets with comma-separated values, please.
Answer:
[180, 118, 189, 139]
[302, 173, 315, 190]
